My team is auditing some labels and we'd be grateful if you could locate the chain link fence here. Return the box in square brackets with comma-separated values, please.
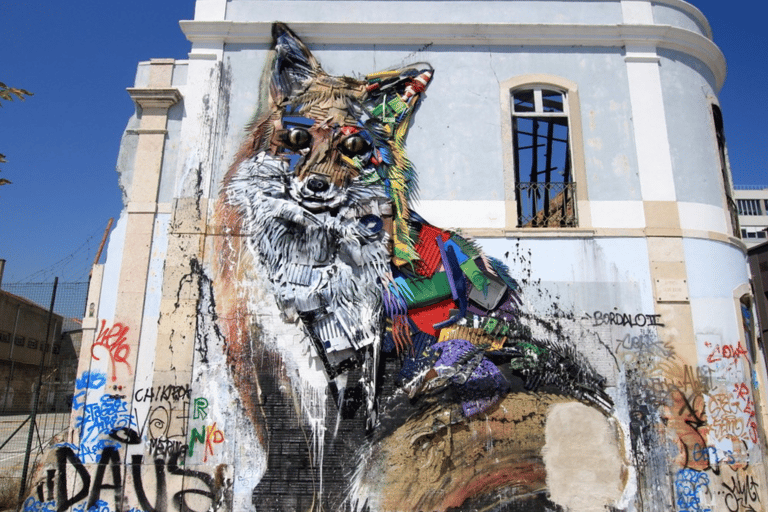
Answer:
[0, 280, 87, 509]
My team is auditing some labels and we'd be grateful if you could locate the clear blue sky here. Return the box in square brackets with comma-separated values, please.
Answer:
[0, 0, 765, 283]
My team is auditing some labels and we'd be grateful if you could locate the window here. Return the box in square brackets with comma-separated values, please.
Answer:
[13, 335, 25, 347]
[0, 332, 9, 344]
[512, 87, 576, 227]
[741, 227, 767, 239]
[740, 296, 756, 362]
[712, 105, 739, 234]
[737, 199, 762, 216]
[27, 338, 38, 349]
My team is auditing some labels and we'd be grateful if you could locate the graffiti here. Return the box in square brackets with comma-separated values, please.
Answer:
[188, 423, 225, 462]
[705, 341, 748, 369]
[615, 330, 674, 359]
[708, 385, 758, 445]
[587, 311, 664, 328]
[70, 371, 135, 463]
[28, 442, 217, 512]
[192, 397, 208, 420]
[144, 400, 190, 442]
[692, 444, 737, 468]
[24, 497, 146, 512]
[149, 438, 188, 459]
[91, 320, 132, 382]
[669, 386, 710, 471]
[675, 468, 712, 512]
[134, 384, 191, 403]
[72, 371, 108, 408]
[720, 472, 760, 512]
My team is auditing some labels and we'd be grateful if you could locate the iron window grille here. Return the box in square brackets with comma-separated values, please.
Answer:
[512, 87, 577, 227]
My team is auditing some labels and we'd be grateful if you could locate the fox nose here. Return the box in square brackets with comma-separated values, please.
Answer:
[307, 176, 330, 193]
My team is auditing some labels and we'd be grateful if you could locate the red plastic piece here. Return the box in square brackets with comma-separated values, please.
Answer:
[408, 298, 455, 337]
[414, 225, 451, 277]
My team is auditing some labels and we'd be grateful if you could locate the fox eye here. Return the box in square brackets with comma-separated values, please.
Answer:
[339, 134, 371, 157]
[283, 127, 312, 150]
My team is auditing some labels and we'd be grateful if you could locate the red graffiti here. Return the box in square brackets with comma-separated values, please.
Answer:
[733, 383, 759, 444]
[705, 342, 748, 366]
[189, 423, 225, 463]
[91, 320, 133, 382]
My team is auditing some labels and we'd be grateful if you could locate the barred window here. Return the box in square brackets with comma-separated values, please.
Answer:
[512, 87, 576, 227]
[737, 199, 762, 216]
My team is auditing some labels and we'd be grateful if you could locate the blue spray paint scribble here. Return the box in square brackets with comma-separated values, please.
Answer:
[72, 371, 108, 409]
[73, 500, 110, 512]
[71, 370, 135, 463]
[676, 468, 712, 512]
[57, 439, 121, 464]
[23, 497, 56, 512]
[74, 394, 135, 462]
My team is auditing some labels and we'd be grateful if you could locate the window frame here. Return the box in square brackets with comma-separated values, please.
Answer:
[710, 102, 739, 236]
[500, 75, 589, 230]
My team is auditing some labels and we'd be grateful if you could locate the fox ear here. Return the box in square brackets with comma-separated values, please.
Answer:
[364, 63, 433, 127]
[270, 23, 323, 103]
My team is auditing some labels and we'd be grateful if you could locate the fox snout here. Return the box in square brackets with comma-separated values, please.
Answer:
[289, 172, 347, 212]
[306, 176, 330, 193]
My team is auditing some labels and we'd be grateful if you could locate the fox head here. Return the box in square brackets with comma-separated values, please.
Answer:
[226, 23, 433, 265]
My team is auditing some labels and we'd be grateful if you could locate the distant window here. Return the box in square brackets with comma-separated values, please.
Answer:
[13, 336, 25, 347]
[741, 227, 767, 240]
[40, 342, 49, 352]
[52, 344, 61, 355]
[512, 87, 577, 227]
[27, 338, 38, 349]
[0, 332, 9, 344]
[738, 199, 762, 216]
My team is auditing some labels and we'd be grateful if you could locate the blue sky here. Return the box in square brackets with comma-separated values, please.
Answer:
[0, 0, 765, 283]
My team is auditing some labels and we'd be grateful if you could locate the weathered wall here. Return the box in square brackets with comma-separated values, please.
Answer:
[21, 2, 768, 511]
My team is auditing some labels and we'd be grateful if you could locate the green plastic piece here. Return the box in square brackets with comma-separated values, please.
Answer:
[403, 272, 452, 308]
[460, 258, 489, 293]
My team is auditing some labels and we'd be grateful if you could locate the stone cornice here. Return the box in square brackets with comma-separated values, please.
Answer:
[127, 88, 183, 109]
[179, 20, 726, 89]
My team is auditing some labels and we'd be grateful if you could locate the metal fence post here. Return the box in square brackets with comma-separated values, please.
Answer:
[17, 277, 58, 503]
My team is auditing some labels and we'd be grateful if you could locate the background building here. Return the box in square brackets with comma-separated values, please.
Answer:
[735, 185, 768, 246]
[24, 1, 768, 511]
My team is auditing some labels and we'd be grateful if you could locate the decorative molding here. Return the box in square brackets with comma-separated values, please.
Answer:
[457, 226, 746, 253]
[133, 129, 169, 135]
[127, 88, 183, 109]
[179, 20, 726, 88]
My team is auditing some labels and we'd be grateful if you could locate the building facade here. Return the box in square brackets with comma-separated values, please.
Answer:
[0, 288, 64, 414]
[25, 1, 768, 511]
[735, 186, 768, 247]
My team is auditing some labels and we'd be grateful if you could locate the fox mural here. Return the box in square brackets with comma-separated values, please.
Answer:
[213, 23, 620, 511]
